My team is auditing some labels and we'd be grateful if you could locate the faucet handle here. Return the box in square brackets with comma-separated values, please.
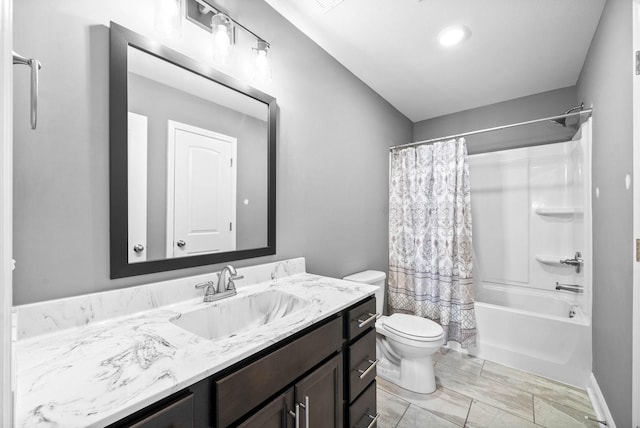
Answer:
[226, 274, 244, 291]
[195, 281, 218, 302]
[195, 281, 216, 298]
[195, 280, 214, 289]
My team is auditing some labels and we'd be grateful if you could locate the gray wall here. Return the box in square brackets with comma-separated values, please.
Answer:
[413, 86, 579, 154]
[576, 0, 633, 425]
[12, 0, 412, 304]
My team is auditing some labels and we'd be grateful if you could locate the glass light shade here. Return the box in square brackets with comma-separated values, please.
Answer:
[252, 41, 271, 84]
[155, 0, 182, 39]
[212, 13, 234, 63]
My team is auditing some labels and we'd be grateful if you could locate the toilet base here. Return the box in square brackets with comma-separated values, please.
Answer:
[376, 357, 400, 384]
[400, 355, 436, 393]
[376, 354, 437, 394]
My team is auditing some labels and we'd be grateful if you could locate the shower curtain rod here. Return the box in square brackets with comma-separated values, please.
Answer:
[389, 108, 593, 151]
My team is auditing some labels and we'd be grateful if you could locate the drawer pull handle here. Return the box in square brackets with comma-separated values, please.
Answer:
[367, 413, 380, 428]
[365, 413, 380, 428]
[357, 312, 379, 328]
[295, 396, 309, 428]
[289, 404, 300, 428]
[304, 396, 309, 428]
[357, 359, 379, 379]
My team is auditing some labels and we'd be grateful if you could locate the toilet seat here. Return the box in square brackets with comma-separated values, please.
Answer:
[380, 314, 444, 343]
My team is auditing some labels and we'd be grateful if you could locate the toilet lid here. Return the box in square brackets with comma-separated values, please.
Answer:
[382, 313, 444, 340]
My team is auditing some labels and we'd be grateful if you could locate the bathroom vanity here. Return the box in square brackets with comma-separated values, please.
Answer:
[14, 259, 379, 428]
[110, 297, 377, 428]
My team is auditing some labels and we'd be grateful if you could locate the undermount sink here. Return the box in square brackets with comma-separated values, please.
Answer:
[170, 289, 312, 340]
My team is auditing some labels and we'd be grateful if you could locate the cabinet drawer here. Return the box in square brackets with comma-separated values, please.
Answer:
[347, 298, 377, 341]
[349, 381, 377, 428]
[128, 393, 194, 428]
[216, 316, 343, 427]
[348, 328, 377, 403]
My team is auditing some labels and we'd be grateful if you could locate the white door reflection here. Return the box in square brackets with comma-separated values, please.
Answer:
[167, 121, 237, 258]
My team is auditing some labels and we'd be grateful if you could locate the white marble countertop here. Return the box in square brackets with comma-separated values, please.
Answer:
[15, 270, 377, 427]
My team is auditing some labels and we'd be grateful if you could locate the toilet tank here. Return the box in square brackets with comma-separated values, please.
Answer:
[343, 270, 386, 315]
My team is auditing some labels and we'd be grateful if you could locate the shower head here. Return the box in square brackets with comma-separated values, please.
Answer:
[551, 103, 585, 128]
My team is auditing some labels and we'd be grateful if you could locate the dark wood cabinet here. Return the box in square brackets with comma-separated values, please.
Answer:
[346, 298, 377, 341]
[111, 296, 377, 428]
[348, 382, 377, 428]
[237, 389, 295, 428]
[294, 354, 343, 428]
[111, 393, 194, 428]
[215, 316, 343, 427]
[242, 354, 344, 428]
[348, 329, 377, 403]
[344, 298, 378, 428]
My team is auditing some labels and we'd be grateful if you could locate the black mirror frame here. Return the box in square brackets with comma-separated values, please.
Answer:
[109, 22, 276, 279]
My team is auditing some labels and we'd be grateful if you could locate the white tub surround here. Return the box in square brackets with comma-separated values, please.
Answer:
[468, 124, 592, 388]
[14, 259, 378, 428]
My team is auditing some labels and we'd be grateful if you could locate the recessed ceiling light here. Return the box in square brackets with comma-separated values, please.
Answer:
[438, 25, 471, 47]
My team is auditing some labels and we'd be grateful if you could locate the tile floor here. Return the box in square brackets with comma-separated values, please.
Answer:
[376, 348, 600, 428]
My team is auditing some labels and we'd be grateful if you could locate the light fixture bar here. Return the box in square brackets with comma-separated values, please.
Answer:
[187, 0, 270, 46]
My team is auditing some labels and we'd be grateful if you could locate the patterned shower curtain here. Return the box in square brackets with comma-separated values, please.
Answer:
[388, 138, 476, 348]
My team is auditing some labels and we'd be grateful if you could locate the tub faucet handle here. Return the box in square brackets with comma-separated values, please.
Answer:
[560, 251, 583, 273]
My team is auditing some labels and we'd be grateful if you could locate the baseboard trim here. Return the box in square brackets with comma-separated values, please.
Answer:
[587, 372, 616, 428]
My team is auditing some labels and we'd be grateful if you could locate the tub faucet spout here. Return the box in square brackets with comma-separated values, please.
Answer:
[555, 282, 583, 293]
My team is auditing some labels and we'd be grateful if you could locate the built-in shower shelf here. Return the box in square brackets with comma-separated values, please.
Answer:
[535, 207, 583, 218]
[535, 256, 564, 266]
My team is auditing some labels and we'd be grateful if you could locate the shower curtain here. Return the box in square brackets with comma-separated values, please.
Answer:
[388, 138, 476, 348]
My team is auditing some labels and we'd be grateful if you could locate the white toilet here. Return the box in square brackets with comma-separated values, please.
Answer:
[343, 270, 445, 394]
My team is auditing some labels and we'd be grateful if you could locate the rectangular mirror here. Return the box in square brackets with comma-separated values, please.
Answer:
[110, 23, 276, 278]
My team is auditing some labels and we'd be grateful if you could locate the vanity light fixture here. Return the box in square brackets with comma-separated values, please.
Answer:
[438, 24, 471, 47]
[155, 0, 183, 39]
[252, 40, 272, 83]
[186, 0, 272, 77]
[211, 12, 234, 63]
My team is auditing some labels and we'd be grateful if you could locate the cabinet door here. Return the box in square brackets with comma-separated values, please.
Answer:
[216, 317, 343, 427]
[128, 394, 194, 428]
[237, 388, 295, 428]
[294, 354, 343, 428]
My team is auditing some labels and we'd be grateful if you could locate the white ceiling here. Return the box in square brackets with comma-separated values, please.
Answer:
[264, 0, 606, 122]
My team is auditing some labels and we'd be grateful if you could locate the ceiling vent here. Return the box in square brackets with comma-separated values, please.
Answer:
[315, 0, 344, 12]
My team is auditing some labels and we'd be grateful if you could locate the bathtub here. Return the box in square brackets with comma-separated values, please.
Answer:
[468, 283, 591, 387]
[464, 125, 593, 388]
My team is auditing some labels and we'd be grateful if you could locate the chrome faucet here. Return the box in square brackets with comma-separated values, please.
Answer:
[216, 265, 244, 294]
[194, 266, 244, 303]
